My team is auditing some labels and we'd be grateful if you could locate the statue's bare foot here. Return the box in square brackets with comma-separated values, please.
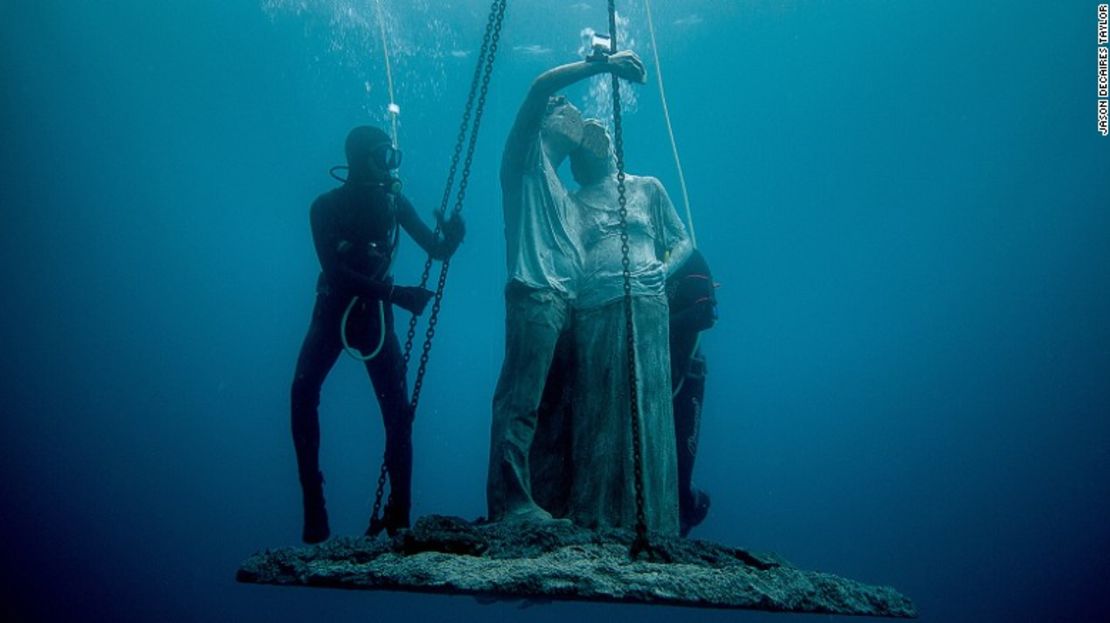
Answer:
[502, 505, 572, 527]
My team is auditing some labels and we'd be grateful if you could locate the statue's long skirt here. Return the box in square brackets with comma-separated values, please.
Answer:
[569, 294, 680, 536]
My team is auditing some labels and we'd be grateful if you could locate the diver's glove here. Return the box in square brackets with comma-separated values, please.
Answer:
[391, 285, 434, 315]
[436, 209, 466, 257]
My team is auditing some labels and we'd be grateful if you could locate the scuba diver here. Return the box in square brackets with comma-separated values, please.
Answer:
[666, 248, 717, 536]
[290, 125, 465, 543]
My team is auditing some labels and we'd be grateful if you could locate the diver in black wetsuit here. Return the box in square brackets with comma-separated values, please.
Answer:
[666, 248, 717, 536]
[291, 125, 465, 543]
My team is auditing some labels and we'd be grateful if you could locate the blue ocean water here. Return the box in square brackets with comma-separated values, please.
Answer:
[2, 1, 1109, 621]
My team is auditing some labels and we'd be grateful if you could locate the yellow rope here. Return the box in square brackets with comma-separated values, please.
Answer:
[644, 0, 696, 248]
[374, 0, 400, 147]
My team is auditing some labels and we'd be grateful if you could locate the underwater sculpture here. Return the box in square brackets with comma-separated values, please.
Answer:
[244, 3, 917, 616]
[486, 51, 649, 526]
[562, 118, 691, 536]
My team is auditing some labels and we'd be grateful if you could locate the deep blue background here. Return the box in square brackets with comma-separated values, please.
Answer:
[3, 1, 1109, 621]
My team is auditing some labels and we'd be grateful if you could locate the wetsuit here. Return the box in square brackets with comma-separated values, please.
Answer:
[666, 248, 717, 536]
[290, 181, 445, 533]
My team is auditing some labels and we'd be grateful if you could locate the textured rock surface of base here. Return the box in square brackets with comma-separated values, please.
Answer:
[237, 515, 916, 618]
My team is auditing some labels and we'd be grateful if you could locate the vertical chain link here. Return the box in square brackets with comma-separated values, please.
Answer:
[367, 459, 390, 534]
[402, 0, 499, 369]
[369, 0, 508, 534]
[608, 0, 651, 559]
[411, 0, 506, 414]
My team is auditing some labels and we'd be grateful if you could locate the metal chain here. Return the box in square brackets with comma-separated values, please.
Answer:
[608, 0, 651, 560]
[402, 0, 501, 368]
[369, 0, 508, 536]
[411, 0, 506, 415]
[366, 458, 389, 535]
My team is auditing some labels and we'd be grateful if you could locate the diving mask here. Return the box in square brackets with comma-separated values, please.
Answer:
[370, 144, 403, 171]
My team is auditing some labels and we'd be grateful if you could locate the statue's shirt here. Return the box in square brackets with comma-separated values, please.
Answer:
[573, 174, 687, 310]
[501, 139, 581, 295]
